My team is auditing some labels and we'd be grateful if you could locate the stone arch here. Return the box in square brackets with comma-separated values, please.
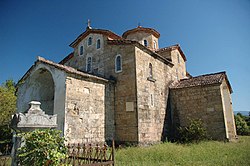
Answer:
[22, 67, 55, 115]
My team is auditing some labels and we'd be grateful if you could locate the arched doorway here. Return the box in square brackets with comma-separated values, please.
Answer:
[23, 68, 55, 115]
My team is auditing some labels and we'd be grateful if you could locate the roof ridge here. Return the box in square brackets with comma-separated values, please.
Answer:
[69, 28, 122, 47]
[156, 44, 180, 52]
[189, 71, 226, 79]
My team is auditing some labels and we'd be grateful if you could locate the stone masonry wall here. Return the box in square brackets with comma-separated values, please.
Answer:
[65, 33, 105, 76]
[125, 32, 159, 51]
[104, 44, 138, 143]
[158, 49, 186, 81]
[171, 84, 227, 140]
[135, 47, 174, 144]
[64, 76, 106, 143]
[220, 79, 237, 140]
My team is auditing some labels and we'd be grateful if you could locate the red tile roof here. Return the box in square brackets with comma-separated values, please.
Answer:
[69, 28, 122, 48]
[156, 44, 187, 62]
[59, 52, 74, 65]
[122, 26, 160, 38]
[17, 57, 110, 88]
[171, 72, 233, 93]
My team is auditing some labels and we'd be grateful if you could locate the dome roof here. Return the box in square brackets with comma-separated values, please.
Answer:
[122, 26, 160, 38]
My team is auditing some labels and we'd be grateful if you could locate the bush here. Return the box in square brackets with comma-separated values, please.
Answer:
[176, 119, 207, 143]
[18, 129, 67, 166]
[0, 125, 12, 154]
[235, 114, 250, 135]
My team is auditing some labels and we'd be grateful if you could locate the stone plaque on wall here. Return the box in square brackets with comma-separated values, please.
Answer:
[126, 102, 134, 112]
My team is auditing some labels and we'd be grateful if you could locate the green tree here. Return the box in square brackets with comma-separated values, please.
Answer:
[0, 80, 16, 125]
[235, 113, 250, 135]
[0, 80, 16, 153]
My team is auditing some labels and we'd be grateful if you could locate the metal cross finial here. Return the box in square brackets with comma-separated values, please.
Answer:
[86, 19, 92, 29]
[88, 19, 91, 27]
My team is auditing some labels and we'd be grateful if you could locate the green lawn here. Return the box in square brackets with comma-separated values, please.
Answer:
[115, 136, 250, 166]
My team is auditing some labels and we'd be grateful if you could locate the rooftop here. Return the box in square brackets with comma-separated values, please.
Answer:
[122, 26, 160, 38]
[171, 72, 233, 93]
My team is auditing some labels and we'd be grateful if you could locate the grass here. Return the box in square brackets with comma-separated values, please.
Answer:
[115, 136, 250, 166]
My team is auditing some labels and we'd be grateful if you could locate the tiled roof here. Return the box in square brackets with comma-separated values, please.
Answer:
[69, 28, 122, 48]
[59, 52, 74, 65]
[17, 57, 109, 87]
[122, 26, 160, 38]
[156, 44, 187, 61]
[171, 72, 233, 93]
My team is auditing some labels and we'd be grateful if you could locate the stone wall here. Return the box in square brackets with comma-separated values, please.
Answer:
[220, 79, 237, 140]
[125, 32, 159, 50]
[65, 33, 105, 75]
[105, 44, 138, 143]
[158, 49, 186, 81]
[64, 76, 106, 143]
[135, 46, 174, 144]
[170, 84, 227, 140]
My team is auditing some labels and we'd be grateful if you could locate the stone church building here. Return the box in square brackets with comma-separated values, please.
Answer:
[16, 24, 237, 144]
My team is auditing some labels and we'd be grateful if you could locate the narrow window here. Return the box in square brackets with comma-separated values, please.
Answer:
[96, 39, 101, 49]
[149, 63, 153, 77]
[115, 55, 122, 72]
[80, 46, 83, 55]
[153, 40, 157, 49]
[144, 40, 148, 47]
[177, 53, 180, 63]
[86, 57, 92, 72]
[88, 37, 92, 46]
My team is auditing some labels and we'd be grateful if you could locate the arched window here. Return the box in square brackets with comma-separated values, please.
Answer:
[88, 37, 92, 46]
[96, 39, 101, 49]
[86, 56, 92, 72]
[115, 55, 122, 73]
[153, 40, 157, 49]
[144, 40, 148, 47]
[80, 46, 83, 55]
[149, 63, 153, 77]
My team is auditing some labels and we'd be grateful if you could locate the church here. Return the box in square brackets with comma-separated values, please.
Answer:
[16, 23, 237, 144]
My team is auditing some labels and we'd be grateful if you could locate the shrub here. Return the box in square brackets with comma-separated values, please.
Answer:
[176, 119, 207, 143]
[0, 125, 12, 154]
[18, 129, 67, 166]
[235, 114, 250, 135]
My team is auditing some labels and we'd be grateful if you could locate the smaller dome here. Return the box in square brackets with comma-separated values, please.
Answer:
[122, 26, 160, 38]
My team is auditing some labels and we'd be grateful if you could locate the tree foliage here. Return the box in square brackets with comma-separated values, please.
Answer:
[0, 80, 16, 154]
[18, 129, 67, 166]
[0, 80, 16, 125]
[235, 113, 250, 135]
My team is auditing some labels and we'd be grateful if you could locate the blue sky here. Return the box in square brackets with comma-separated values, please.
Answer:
[0, 0, 249, 112]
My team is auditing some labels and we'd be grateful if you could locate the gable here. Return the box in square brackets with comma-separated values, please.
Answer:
[69, 29, 122, 48]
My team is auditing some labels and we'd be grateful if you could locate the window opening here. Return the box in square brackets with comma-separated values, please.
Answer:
[88, 37, 92, 46]
[86, 57, 92, 72]
[115, 55, 122, 72]
[144, 40, 148, 47]
[96, 39, 101, 49]
[80, 46, 83, 55]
